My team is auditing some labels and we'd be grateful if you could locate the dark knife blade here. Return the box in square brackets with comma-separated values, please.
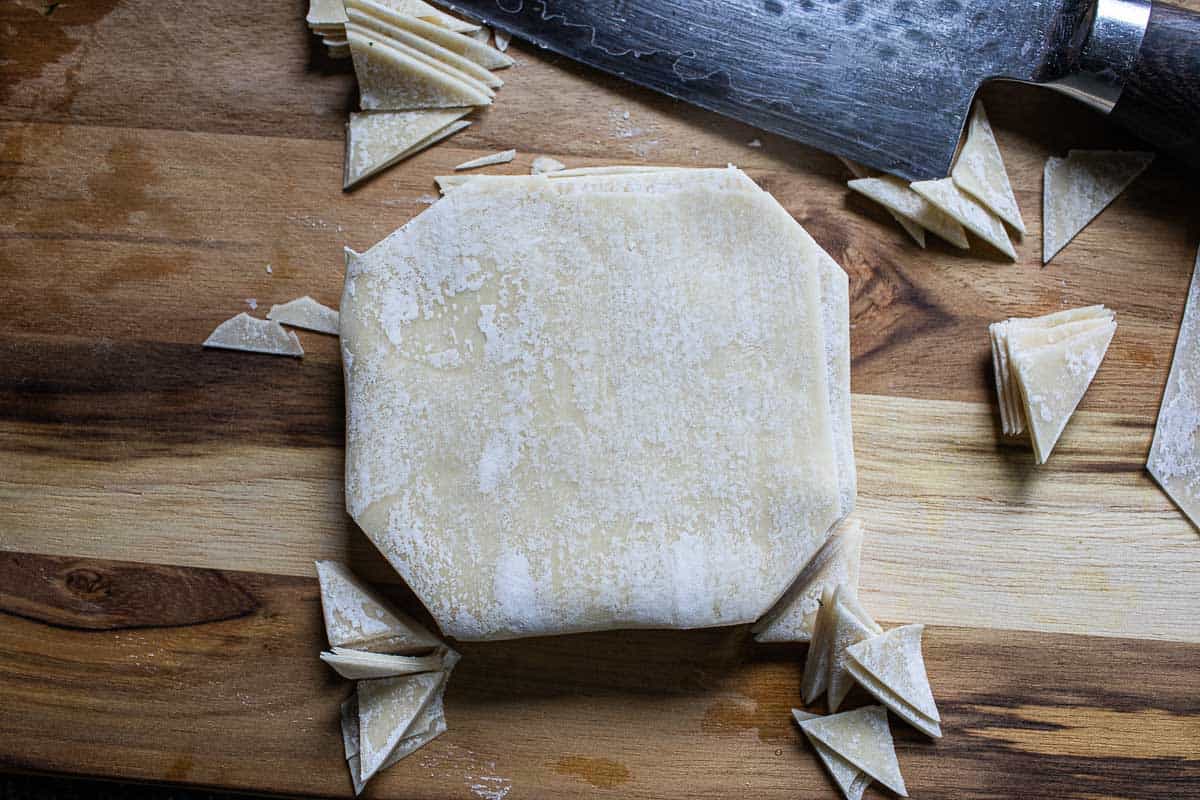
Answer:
[430, 0, 1092, 180]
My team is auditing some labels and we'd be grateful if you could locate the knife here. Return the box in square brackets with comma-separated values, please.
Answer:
[430, 0, 1200, 181]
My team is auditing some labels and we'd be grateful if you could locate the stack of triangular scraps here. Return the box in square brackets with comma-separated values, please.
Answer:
[202, 296, 340, 358]
[848, 100, 1023, 260]
[306, 0, 480, 57]
[752, 519, 941, 799]
[311, 0, 514, 190]
[989, 305, 1116, 464]
[1042, 149, 1153, 265]
[316, 560, 458, 795]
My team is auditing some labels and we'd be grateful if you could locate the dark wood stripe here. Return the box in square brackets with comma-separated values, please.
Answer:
[0, 553, 258, 631]
[0, 336, 344, 458]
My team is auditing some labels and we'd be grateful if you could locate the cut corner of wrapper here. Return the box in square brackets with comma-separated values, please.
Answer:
[826, 586, 878, 712]
[356, 670, 443, 782]
[911, 177, 1016, 260]
[344, 109, 472, 190]
[268, 295, 340, 335]
[951, 100, 1025, 235]
[796, 705, 907, 797]
[202, 312, 303, 357]
[846, 624, 941, 737]
[314, 560, 444, 653]
[453, 148, 516, 170]
[1042, 149, 1154, 264]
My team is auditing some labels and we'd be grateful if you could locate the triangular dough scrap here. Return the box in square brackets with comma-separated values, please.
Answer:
[267, 295, 340, 335]
[307, 0, 348, 26]
[827, 587, 878, 712]
[344, 109, 471, 189]
[848, 176, 968, 249]
[202, 313, 303, 357]
[754, 518, 864, 643]
[345, 8, 502, 90]
[349, 0, 513, 70]
[792, 710, 870, 800]
[348, 28, 493, 111]
[372, 648, 458, 773]
[797, 706, 907, 797]
[952, 101, 1025, 234]
[321, 647, 445, 679]
[357, 670, 443, 782]
[1043, 150, 1154, 264]
[911, 177, 1016, 260]
[494, 28, 511, 51]
[531, 155, 566, 174]
[315, 560, 443, 653]
[454, 148, 517, 170]
[376, 0, 480, 32]
[1006, 316, 1111, 353]
[1148, 248, 1200, 529]
[801, 585, 836, 704]
[846, 624, 939, 723]
[989, 322, 1015, 435]
[1010, 319, 1116, 464]
[846, 658, 942, 739]
[340, 696, 367, 795]
[839, 158, 926, 247]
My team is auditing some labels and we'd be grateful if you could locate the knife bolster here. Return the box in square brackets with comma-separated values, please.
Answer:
[1110, 2, 1200, 167]
[1045, 0, 1151, 113]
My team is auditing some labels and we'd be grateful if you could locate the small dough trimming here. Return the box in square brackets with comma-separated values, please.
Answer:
[1043, 150, 1153, 264]
[846, 624, 941, 737]
[453, 148, 517, 170]
[792, 709, 871, 800]
[911, 177, 1016, 260]
[314, 560, 444, 653]
[826, 587, 879, 712]
[321, 647, 446, 679]
[848, 176, 968, 249]
[951, 101, 1025, 234]
[267, 295, 340, 335]
[344, 109, 471, 189]
[1148, 246, 1200, 529]
[838, 158, 926, 247]
[796, 706, 907, 797]
[202, 313, 303, 357]
[531, 155, 567, 174]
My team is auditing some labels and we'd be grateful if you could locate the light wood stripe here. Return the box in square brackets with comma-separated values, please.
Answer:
[4, 394, 1197, 643]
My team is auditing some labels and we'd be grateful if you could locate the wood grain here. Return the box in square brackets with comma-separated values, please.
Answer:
[3, 0, 1200, 795]
[0, 553, 257, 630]
[4, 396, 1200, 643]
[1, 558, 1197, 800]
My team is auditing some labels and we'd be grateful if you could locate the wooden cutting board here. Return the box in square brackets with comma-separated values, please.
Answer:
[2, 1, 1200, 797]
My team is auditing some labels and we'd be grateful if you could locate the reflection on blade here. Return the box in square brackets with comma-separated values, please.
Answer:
[430, 0, 1082, 180]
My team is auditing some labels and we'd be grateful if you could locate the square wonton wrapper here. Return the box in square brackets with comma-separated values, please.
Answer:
[339, 167, 855, 640]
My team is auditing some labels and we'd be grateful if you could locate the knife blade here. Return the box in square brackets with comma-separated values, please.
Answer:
[430, 0, 1200, 180]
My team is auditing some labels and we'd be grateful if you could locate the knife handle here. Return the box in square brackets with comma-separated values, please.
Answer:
[1109, 2, 1200, 167]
